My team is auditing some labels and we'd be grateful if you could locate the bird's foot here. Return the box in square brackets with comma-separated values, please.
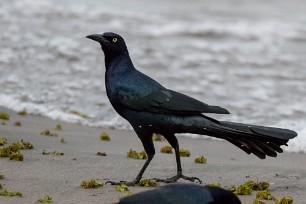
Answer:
[105, 180, 138, 186]
[154, 173, 202, 184]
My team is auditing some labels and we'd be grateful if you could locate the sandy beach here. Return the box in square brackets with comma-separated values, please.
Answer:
[1, 0, 305, 203]
[0, 106, 305, 204]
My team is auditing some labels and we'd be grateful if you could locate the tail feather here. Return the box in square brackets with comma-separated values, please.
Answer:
[220, 121, 297, 140]
[226, 138, 252, 154]
[202, 120, 297, 159]
[223, 131, 270, 159]
[239, 139, 266, 159]
[253, 141, 278, 157]
[266, 142, 283, 153]
[238, 136, 277, 158]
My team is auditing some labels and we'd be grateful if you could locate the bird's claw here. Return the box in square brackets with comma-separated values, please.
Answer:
[154, 174, 202, 184]
[105, 180, 123, 185]
[105, 180, 138, 186]
[181, 175, 202, 184]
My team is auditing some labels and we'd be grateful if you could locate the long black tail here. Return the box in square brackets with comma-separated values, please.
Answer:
[200, 118, 297, 159]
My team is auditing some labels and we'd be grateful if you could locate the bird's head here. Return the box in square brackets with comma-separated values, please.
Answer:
[86, 32, 128, 57]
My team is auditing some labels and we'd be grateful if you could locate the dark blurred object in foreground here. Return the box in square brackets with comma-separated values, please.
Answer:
[117, 183, 241, 204]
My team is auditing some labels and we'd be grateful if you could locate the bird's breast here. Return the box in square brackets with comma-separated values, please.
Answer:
[105, 72, 128, 116]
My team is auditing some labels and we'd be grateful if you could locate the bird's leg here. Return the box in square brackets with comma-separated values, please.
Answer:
[106, 130, 156, 186]
[154, 135, 202, 184]
[106, 155, 153, 186]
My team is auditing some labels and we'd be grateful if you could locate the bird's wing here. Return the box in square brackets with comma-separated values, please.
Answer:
[118, 85, 229, 115]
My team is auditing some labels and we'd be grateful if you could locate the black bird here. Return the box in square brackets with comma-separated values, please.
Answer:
[86, 32, 297, 186]
[117, 183, 241, 204]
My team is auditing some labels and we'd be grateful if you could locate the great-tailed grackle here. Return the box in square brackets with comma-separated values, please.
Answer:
[117, 183, 241, 204]
[86, 32, 297, 186]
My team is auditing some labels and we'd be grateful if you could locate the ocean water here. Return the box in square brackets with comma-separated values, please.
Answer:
[0, 0, 306, 152]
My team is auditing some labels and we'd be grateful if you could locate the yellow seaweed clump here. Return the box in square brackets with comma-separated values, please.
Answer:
[0, 174, 3, 179]
[152, 133, 165, 141]
[42, 150, 50, 155]
[9, 151, 24, 161]
[275, 196, 293, 204]
[0, 189, 22, 197]
[40, 129, 58, 137]
[17, 109, 28, 116]
[115, 183, 129, 192]
[207, 183, 221, 187]
[0, 137, 7, 146]
[235, 180, 269, 196]
[13, 139, 33, 150]
[0, 146, 11, 157]
[53, 151, 64, 156]
[255, 190, 276, 200]
[100, 132, 110, 141]
[127, 149, 147, 160]
[81, 178, 103, 189]
[0, 112, 10, 120]
[0, 145, 24, 161]
[228, 185, 236, 192]
[195, 155, 207, 164]
[37, 195, 53, 203]
[138, 179, 159, 187]
[253, 181, 269, 191]
[60, 138, 65, 143]
[14, 121, 22, 126]
[179, 148, 190, 157]
[160, 146, 173, 154]
[55, 124, 62, 131]
[253, 199, 266, 204]
[235, 181, 254, 195]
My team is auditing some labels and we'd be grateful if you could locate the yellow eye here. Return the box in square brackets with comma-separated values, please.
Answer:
[112, 38, 118, 43]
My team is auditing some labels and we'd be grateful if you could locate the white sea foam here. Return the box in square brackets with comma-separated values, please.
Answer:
[283, 121, 306, 153]
[0, 94, 83, 123]
[285, 129, 306, 153]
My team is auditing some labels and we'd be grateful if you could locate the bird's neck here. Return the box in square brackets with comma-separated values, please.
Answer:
[104, 51, 134, 74]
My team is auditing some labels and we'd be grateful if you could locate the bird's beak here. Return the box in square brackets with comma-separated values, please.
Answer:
[86, 34, 110, 44]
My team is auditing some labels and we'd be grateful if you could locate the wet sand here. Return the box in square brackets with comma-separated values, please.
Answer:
[0, 106, 305, 203]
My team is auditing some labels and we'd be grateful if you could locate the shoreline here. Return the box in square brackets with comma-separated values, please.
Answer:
[0, 106, 305, 203]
